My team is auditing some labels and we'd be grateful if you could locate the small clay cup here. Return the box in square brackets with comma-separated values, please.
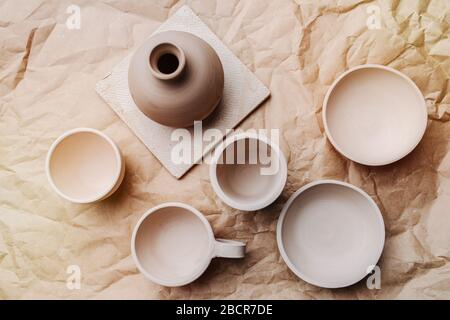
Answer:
[209, 132, 287, 211]
[46, 128, 125, 204]
[128, 31, 224, 128]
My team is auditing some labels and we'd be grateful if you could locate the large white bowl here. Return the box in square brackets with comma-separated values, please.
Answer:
[277, 180, 385, 288]
[323, 64, 427, 166]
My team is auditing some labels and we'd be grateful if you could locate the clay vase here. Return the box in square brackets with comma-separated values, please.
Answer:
[128, 31, 224, 128]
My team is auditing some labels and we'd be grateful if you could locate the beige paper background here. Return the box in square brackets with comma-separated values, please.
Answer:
[0, 0, 449, 299]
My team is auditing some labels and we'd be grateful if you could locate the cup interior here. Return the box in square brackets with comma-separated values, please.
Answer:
[278, 181, 385, 288]
[133, 205, 212, 286]
[214, 137, 285, 209]
[47, 130, 121, 203]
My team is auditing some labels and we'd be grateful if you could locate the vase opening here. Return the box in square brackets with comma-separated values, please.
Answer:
[149, 42, 186, 80]
[158, 53, 179, 74]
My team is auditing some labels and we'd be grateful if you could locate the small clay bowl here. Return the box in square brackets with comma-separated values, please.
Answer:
[46, 128, 125, 204]
[209, 132, 287, 211]
[323, 64, 427, 166]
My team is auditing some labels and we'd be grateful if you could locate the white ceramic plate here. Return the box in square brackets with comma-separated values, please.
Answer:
[277, 180, 385, 288]
[323, 64, 427, 166]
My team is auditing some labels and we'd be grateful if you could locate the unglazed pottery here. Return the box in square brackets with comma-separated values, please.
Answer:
[131, 202, 245, 287]
[46, 128, 125, 204]
[128, 31, 224, 128]
[209, 132, 287, 211]
[277, 180, 385, 288]
[323, 64, 427, 166]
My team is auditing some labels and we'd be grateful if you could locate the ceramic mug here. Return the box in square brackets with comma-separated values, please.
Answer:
[209, 132, 287, 211]
[131, 202, 245, 287]
[46, 128, 125, 204]
[277, 180, 385, 288]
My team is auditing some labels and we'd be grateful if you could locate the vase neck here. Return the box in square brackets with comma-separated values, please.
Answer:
[149, 42, 186, 81]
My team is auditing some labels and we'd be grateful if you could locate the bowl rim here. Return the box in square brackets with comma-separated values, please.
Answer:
[276, 179, 386, 288]
[322, 64, 428, 166]
[45, 127, 123, 204]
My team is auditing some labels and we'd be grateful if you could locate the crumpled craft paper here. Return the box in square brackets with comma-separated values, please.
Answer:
[0, 0, 449, 299]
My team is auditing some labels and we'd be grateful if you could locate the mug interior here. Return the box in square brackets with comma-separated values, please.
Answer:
[134, 206, 212, 285]
[48, 131, 120, 202]
[215, 137, 283, 208]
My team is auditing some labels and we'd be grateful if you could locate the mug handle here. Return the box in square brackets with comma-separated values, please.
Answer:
[214, 239, 246, 258]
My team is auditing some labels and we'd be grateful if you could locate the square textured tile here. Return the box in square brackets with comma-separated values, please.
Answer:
[96, 5, 270, 178]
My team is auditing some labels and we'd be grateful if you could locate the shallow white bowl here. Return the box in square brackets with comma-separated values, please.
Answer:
[323, 64, 427, 166]
[277, 180, 385, 288]
[46, 128, 125, 204]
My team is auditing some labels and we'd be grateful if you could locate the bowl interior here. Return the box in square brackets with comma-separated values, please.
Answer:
[134, 206, 211, 284]
[324, 67, 426, 165]
[279, 182, 384, 288]
[215, 138, 283, 207]
[48, 131, 120, 202]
